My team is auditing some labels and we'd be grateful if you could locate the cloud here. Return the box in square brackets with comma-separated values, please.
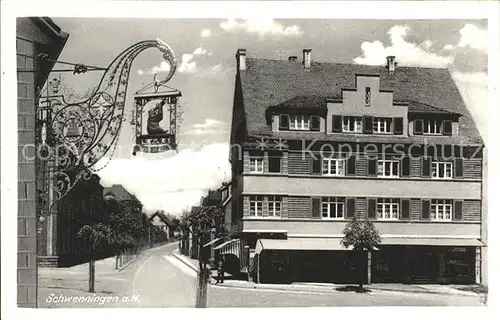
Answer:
[150, 61, 171, 74]
[137, 69, 144, 75]
[220, 18, 303, 37]
[178, 53, 197, 73]
[201, 29, 211, 37]
[148, 48, 225, 77]
[442, 44, 455, 51]
[96, 143, 231, 214]
[192, 118, 224, 129]
[452, 71, 488, 141]
[353, 25, 454, 68]
[182, 118, 227, 135]
[458, 24, 487, 53]
[193, 47, 208, 55]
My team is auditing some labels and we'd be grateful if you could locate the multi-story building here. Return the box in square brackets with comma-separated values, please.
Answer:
[226, 48, 485, 285]
[16, 17, 68, 307]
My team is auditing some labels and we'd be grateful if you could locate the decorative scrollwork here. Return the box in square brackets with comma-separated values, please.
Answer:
[40, 39, 177, 211]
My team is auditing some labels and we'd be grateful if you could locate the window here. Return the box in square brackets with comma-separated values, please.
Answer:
[373, 117, 392, 134]
[249, 153, 264, 173]
[268, 154, 282, 173]
[289, 115, 310, 130]
[377, 159, 399, 177]
[431, 199, 452, 221]
[343, 116, 363, 133]
[424, 120, 442, 134]
[322, 157, 345, 176]
[321, 197, 345, 219]
[377, 198, 399, 220]
[432, 161, 453, 179]
[268, 196, 282, 217]
[249, 196, 264, 217]
[365, 87, 371, 106]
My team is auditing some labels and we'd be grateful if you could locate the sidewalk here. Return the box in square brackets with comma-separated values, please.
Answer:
[38, 244, 175, 307]
[171, 250, 482, 297]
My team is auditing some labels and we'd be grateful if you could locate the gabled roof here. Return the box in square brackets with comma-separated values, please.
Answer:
[149, 211, 173, 227]
[238, 58, 483, 145]
[103, 184, 137, 201]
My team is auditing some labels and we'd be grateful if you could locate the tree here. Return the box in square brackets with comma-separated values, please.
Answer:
[340, 216, 381, 291]
[77, 223, 113, 292]
[179, 205, 226, 308]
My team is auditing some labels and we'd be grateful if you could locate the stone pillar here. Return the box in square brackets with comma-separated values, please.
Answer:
[437, 251, 446, 283]
[17, 36, 38, 308]
[476, 247, 482, 284]
[367, 251, 372, 284]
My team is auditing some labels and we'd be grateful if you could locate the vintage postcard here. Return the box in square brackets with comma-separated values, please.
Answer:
[1, 0, 498, 318]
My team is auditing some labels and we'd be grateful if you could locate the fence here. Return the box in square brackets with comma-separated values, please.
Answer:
[115, 240, 172, 269]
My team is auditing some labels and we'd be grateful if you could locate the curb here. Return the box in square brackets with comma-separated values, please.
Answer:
[171, 252, 200, 274]
[212, 282, 480, 297]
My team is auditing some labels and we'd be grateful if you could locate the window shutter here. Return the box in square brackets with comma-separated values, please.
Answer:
[421, 157, 431, 177]
[394, 117, 404, 135]
[401, 199, 410, 220]
[421, 200, 430, 219]
[401, 156, 410, 177]
[311, 197, 321, 218]
[454, 158, 464, 178]
[442, 120, 452, 136]
[367, 198, 376, 219]
[368, 158, 377, 176]
[332, 115, 343, 133]
[279, 114, 289, 130]
[311, 155, 321, 174]
[347, 155, 356, 175]
[413, 119, 423, 135]
[346, 198, 356, 219]
[311, 116, 320, 131]
[454, 200, 463, 220]
[363, 116, 373, 134]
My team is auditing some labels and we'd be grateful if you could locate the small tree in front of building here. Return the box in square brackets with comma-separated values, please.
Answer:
[341, 216, 381, 291]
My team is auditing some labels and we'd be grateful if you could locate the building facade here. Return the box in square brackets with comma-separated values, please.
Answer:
[16, 17, 68, 307]
[228, 49, 485, 285]
[37, 174, 104, 267]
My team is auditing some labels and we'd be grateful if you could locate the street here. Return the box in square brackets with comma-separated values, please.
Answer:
[38, 242, 486, 308]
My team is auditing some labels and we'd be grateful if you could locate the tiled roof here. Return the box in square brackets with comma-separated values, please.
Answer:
[103, 184, 136, 201]
[271, 96, 329, 110]
[407, 100, 460, 115]
[239, 58, 483, 145]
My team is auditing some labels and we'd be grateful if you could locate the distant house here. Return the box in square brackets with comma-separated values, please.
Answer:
[103, 184, 142, 213]
[149, 211, 175, 241]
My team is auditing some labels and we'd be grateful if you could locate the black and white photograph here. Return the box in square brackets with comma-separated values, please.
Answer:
[1, 0, 499, 317]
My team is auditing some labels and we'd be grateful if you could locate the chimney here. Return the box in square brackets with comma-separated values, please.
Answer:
[236, 49, 246, 71]
[302, 48, 312, 69]
[386, 55, 396, 73]
[288, 56, 298, 62]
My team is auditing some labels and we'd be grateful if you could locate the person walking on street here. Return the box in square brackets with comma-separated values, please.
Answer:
[215, 256, 225, 284]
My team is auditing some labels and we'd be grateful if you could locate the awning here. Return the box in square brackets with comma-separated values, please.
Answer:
[380, 237, 484, 247]
[242, 229, 288, 234]
[203, 237, 222, 248]
[255, 238, 355, 255]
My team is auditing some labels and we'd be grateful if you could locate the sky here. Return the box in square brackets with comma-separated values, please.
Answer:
[50, 18, 488, 215]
